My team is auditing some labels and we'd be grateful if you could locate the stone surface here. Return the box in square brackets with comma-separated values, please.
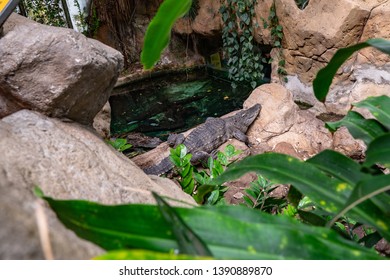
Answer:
[244, 83, 299, 143]
[93, 102, 111, 138]
[0, 110, 195, 259]
[332, 127, 366, 160]
[280, 0, 390, 113]
[174, 0, 222, 36]
[277, 0, 380, 83]
[0, 14, 123, 125]
[245, 84, 333, 158]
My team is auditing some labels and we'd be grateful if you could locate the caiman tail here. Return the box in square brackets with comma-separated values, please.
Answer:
[143, 157, 174, 175]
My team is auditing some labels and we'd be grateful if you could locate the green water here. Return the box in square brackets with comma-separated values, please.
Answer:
[110, 68, 256, 140]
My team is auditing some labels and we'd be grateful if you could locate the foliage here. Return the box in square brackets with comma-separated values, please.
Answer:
[243, 174, 287, 213]
[169, 144, 196, 195]
[210, 40, 390, 245]
[107, 138, 132, 153]
[73, 0, 87, 34]
[37, 189, 384, 259]
[24, 0, 67, 27]
[220, 0, 264, 89]
[36, 0, 390, 260]
[264, 1, 287, 82]
[141, 0, 192, 69]
[170, 144, 241, 205]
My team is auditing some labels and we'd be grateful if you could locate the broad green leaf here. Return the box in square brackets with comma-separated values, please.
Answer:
[326, 111, 387, 145]
[141, 0, 192, 69]
[364, 133, 390, 168]
[95, 250, 212, 260]
[328, 174, 390, 241]
[307, 150, 368, 185]
[210, 153, 348, 213]
[42, 195, 383, 259]
[354, 95, 390, 130]
[193, 184, 216, 204]
[153, 193, 212, 257]
[210, 153, 390, 240]
[313, 38, 390, 102]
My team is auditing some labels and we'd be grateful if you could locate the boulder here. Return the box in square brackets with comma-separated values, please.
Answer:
[0, 14, 123, 125]
[93, 102, 111, 138]
[245, 84, 333, 158]
[244, 83, 299, 143]
[0, 110, 195, 259]
[278, 0, 390, 113]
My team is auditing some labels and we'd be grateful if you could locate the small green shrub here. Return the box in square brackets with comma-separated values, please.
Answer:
[170, 144, 241, 205]
[107, 138, 132, 153]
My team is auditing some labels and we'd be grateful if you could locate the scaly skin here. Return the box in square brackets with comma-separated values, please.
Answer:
[143, 104, 261, 175]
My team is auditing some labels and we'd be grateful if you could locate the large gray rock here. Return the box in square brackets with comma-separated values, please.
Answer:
[0, 110, 195, 259]
[0, 14, 123, 125]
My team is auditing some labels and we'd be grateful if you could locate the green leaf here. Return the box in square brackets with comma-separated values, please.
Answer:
[307, 150, 368, 185]
[193, 184, 216, 204]
[210, 153, 348, 213]
[95, 249, 212, 260]
[326, 111, 387, 145]
[153, 193, 212, 257]
[141, 0, 192, 69]
[313, 38, 390, 102]
[328, 174, 390, 240]
[364, 133, 390, 168]
[42, 195, 383, 259]
[210, 152, 389, 238]
[33, 186, 44, 198]
[354, 95, 390, 130]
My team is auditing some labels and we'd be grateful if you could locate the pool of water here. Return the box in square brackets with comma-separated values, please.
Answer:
[110, 67, 261, 140]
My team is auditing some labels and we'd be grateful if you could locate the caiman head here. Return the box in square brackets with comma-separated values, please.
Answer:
[231, 103, 261, 132]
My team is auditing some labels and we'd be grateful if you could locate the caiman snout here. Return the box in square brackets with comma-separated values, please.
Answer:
[240, 103, 261, 127]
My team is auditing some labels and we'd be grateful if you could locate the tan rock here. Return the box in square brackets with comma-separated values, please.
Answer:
[174, 0, 221, 35]
[277, 0, 378, 84]
[0, 110, 195, 259]
[358, 0, 390, 66]
[244, 83, 299, 143]
[332, 127, 366, 159]
[93, 102, 111, 138]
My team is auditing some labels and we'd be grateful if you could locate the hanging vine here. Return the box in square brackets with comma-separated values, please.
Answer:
[265, 0, 287, 82]
[220, 0, 264, 88]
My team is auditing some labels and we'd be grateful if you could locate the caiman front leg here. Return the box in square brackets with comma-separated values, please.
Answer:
[190, 150, 211, 165]
[167, 133, 185, 147]
[232, 130, 249, 145]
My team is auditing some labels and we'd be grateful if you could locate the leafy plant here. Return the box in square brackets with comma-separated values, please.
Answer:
[169, 144, 196, 195]
[220, 0, 264, 88]
[264, 1, 287, 82]
[210, 40, 390, 244]
[243, 174, 287, 213]
[37, 0, 390, 260]
[24, 0, 67, 27]
[170, 144, 241, 204]
[107, 138, 132, 153]
[37, 189, 384, 259]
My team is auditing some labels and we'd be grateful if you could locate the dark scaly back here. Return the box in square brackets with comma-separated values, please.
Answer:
[183, 118, 227, 153]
